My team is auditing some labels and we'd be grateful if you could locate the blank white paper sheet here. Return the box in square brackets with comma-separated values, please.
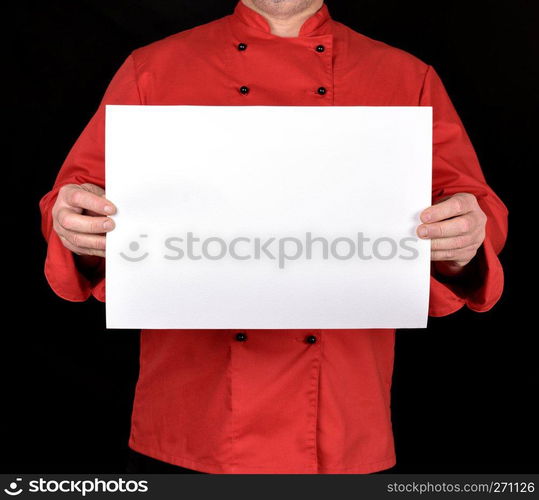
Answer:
[105, 105, 432, 329]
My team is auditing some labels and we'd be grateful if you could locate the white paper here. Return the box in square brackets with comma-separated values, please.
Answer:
[105, 106, 432, 329]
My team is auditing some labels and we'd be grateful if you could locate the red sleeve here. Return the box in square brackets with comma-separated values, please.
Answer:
[420, 66, 509, 316]
[39, 54, 142, 302]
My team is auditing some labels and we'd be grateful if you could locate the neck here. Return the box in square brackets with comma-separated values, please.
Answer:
[241, 0, 324, 37]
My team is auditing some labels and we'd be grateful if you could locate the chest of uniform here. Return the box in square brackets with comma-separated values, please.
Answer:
[143, 37, 417, 106]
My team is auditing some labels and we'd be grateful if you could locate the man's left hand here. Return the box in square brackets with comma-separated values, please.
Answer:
[417, 193, 487, 276]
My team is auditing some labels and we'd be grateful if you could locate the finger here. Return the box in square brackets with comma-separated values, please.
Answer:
[64, 186, 116, 215]
[83, 209, 108, 217]
[57, 208, 115, 233]
[431, 246, 478, 263]
[62, 230, 107, 251]
[417, 214, 474, 239]
[78, 184, 113, 215]
[421, 193, 475, 223]
[430, 234, 477, 251]
[59, 235, 106, 258]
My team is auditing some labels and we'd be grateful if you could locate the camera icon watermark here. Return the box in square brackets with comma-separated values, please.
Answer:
[3, 478, 23, 496]
[119, 234, 149, 262]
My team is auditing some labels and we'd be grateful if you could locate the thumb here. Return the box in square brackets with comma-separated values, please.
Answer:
[80, 182, 106, 197]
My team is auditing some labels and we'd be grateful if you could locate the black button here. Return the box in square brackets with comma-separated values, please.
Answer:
[315, 44, 325, 52]
[238, 42, 247, 51]
[239, 85, 250, 95]
[306, 335, 317, 344]
[317, 86, 327, 95]
[235, 332, 247, 341]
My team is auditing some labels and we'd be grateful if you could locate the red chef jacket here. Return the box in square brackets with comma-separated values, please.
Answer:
[39, 1, 508, 473]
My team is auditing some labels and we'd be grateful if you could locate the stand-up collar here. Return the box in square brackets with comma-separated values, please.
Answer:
[233, 1, 332, 37]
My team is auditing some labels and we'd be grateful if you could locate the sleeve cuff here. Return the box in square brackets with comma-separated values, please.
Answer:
[44, 229, 106, 302]
[428, 235, 504, 317]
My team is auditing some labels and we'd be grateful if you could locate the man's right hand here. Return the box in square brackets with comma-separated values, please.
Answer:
[52, 183, 116, 258]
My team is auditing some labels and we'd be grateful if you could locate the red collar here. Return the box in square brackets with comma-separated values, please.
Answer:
[233, 1, 332, 37]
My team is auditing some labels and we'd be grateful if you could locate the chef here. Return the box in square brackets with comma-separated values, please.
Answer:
[40, 0, 508, 473]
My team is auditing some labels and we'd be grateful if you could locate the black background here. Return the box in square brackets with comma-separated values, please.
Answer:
[5, 0, 538, 473]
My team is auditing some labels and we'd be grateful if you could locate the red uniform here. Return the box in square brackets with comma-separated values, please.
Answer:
[40, 1, 508, 473]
